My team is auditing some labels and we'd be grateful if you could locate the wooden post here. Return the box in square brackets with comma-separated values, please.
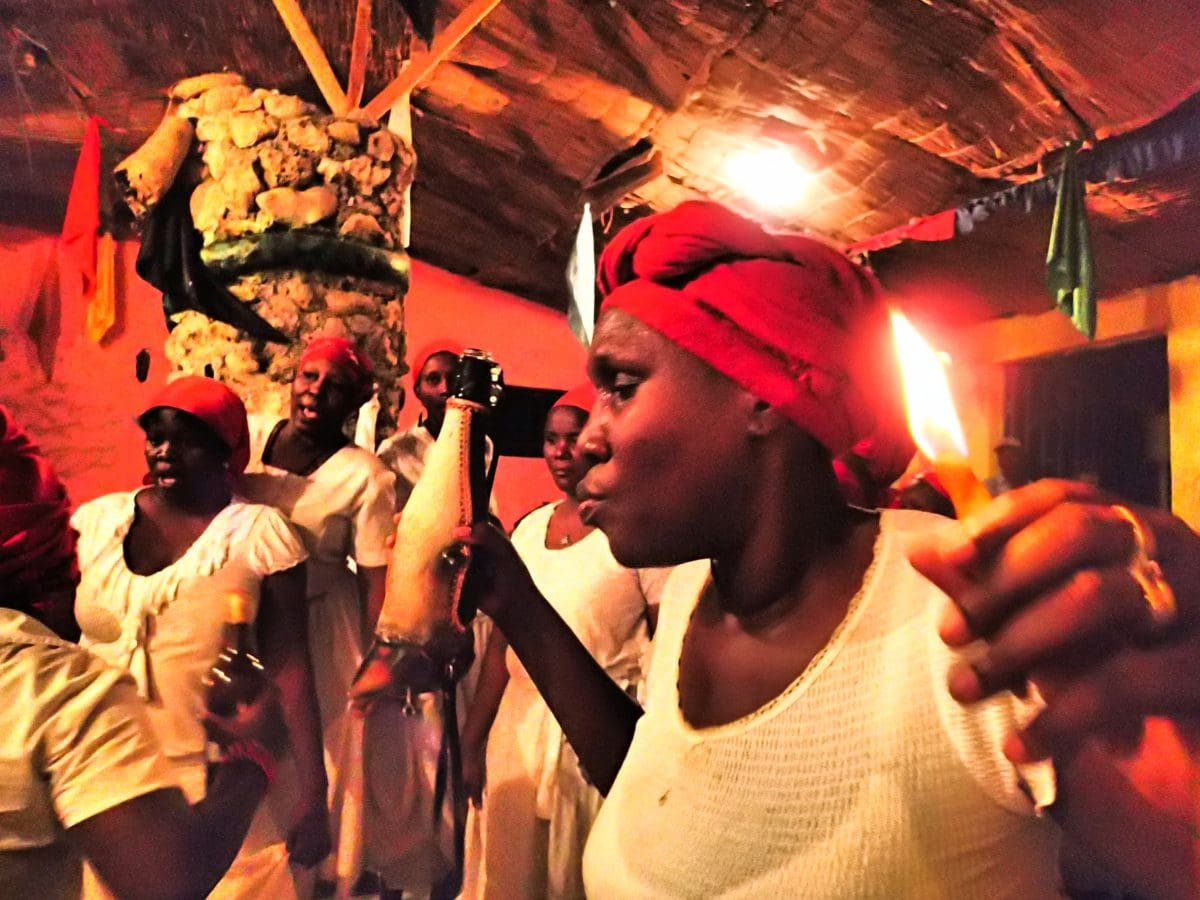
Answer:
[271, 0, 350, 115]
[346, 0, 374, 111]
[363, 0, 503, 121]
[387, 88, 414, 248]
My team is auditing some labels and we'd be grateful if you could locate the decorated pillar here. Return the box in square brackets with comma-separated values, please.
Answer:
[116, 73, 414, 426]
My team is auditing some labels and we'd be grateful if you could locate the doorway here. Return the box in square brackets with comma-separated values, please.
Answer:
[1002, 336, 1170, 508]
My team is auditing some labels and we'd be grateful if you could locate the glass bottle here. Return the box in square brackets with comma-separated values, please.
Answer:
[205, 590, 267, 717]
[358, 348, 502, 705]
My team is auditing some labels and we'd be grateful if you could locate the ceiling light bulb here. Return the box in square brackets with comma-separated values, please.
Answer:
[724, 146, 812, 213]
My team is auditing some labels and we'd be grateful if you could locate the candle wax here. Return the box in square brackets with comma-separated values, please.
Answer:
[931, 452, 993, 520]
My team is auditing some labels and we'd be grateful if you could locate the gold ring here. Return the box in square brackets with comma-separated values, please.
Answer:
[1111, 504, 1177, 630]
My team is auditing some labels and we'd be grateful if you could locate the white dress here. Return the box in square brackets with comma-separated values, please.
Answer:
[240, 416, 397, 896]
[72, 490, 309, 899]
[582, 509, 1061, 899]
[464, 502, 663, 900]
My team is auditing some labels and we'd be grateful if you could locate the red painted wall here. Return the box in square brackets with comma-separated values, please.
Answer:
[0, 229, 585, 528]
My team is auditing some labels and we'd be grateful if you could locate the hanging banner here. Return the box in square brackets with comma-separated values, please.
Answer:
[566, 202, 596, 347]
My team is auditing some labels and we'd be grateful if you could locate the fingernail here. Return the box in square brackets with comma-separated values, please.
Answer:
[1002, 733, 1031, 764]
[1003, 731, 1049, 764]
[938, 603, 973, 646]
[947, 663, 983, 703]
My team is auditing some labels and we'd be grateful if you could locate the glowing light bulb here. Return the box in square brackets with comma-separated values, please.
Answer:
[724, 146, 812, 213]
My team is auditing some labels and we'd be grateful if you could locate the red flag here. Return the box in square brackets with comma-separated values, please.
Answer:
[60, 115, 115, 342]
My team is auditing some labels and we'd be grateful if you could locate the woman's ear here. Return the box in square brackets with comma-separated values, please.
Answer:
[746, 398, 784, 438]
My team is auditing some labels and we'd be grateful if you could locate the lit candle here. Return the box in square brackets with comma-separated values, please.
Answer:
[890, 310, 993, 519]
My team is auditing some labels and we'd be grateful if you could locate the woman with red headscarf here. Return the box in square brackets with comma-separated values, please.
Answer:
[71, 376, 327, 898]
[459, 385, 669, 900]
[377, 340, 465, 509]
[430, 202, 1200, 898]
[239, 335, 397, 896]
[0, 404, 292, 900]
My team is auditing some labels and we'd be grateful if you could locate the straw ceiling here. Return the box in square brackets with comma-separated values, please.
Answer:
[2, 0, 1200, 315]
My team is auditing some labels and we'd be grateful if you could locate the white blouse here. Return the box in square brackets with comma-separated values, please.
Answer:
[72, 491, 307, 760]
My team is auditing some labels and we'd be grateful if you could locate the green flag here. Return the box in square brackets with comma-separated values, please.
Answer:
[1046, 142, 1096, 339]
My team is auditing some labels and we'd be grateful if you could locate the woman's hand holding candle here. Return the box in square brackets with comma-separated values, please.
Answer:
[889, 310, 992, 520]
[909, 479, 1200, 763]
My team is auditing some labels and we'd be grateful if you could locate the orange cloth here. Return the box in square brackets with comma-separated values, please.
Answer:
[84, 232, 117, 343]
[597, 201, 912, 465]
[61, 115, 115, 344]
[552, 382, 598, 414]
[409, 339, 464, 386]
[139, 376, 251, 474]
[300, 336, 375, 398]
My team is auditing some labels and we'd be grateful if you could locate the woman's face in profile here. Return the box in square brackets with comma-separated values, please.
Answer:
[141, 408, 228, 491]
[577, 311, 755, 569]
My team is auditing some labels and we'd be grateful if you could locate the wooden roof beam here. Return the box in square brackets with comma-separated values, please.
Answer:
[583, 151, 664, 215]
[363, 0, 503, 120]
[345, 0, 374, 111]
[590, 1, 688, 111]
[271, 0, 350, 115]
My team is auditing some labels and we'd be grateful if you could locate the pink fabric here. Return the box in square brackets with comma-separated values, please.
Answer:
[0, 405, 78, 594]
[140, 376, 251, 474]
[553, 382, 598, 414]
[597, 201, 913, 465]
[301, 336, 375, 397]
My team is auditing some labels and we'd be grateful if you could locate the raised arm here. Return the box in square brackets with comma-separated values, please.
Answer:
[67, 689, 287, 900]
[909, 479, 1200, 898]
[460, 625, 511, 805]
[359, 563, 389, 642]
[463, 523, 642, 795]
[1054, 722, 1194, 899]
[256, 563, 331, 867]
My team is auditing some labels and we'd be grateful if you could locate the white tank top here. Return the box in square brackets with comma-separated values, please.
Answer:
[582, 510, 1061, 899]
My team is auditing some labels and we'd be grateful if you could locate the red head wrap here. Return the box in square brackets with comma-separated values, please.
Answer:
[0, 406, 79, 599]
[139, 376, 251, 474]
[597, 201, 913, 464]
[409, 339, 464, 387]
[552, 382, 598, 415]
[300, 336, 375, 399]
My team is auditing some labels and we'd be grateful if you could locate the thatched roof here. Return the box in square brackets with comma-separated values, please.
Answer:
[3, 0, 1200, 317]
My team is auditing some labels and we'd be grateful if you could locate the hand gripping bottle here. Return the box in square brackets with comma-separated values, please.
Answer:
[205, 590, 267, 717]
[355, 349, 503, 712]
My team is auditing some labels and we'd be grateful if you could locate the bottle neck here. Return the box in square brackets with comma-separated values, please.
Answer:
[230, 620, 256, 653]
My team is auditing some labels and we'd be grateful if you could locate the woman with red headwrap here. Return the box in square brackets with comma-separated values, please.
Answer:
[238, 335, 397, 896]
[69, 376, 327, 898]
[433, 202, 1200, 898]
[0, 404, 292, 900]
[377, 340, 465, 509]
[459, 385, 669, 900]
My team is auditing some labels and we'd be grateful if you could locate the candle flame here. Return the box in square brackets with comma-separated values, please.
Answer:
[889, 310, 968, 460]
